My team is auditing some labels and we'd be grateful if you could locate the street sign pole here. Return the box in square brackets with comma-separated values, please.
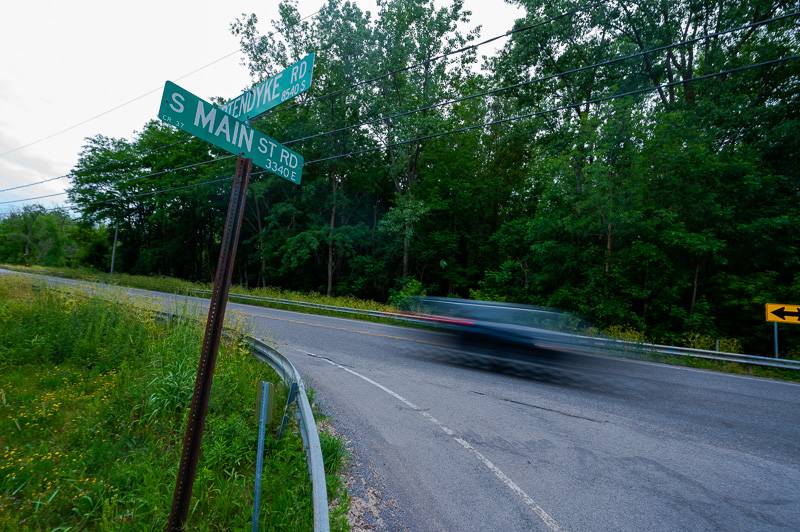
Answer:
[158, 55, 314, 527]
[774, 322, 779, 357]
[765, 303, 799, 357]
[168, 156, 253, 530]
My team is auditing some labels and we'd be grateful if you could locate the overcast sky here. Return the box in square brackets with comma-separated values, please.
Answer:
[0, 1, 523, 212]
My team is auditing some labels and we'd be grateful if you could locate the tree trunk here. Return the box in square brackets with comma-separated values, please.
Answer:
[402, 219, 411, 278]
[398, 51, 432, 279]
[690, 262, 701, 314]
[372, 200, 378, 244]
[327, 176, 338, 296]
[253, 193, 266, 287]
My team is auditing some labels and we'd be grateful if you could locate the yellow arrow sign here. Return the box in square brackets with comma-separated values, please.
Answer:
[766, 303, 800, 324]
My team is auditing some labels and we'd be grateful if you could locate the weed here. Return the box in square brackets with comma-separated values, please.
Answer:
[0, 276, 350, 530]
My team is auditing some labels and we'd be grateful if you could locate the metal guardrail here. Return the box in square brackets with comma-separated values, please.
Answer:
[188, 288, 427, 323]
[248, 337, 330, 532]
[189, 288, 800, 371]
[9, 273, 800, 372]
[156, 311, 330, 530]
[564, 332, 800, 370]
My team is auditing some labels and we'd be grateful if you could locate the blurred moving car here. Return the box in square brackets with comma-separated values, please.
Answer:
[406, 297, 595, 360]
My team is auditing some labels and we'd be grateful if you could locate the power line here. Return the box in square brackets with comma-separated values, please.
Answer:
[110, 175, 234, 202]
[0, 191, 68, 205]
[302, 55, 800, 165]
[11, 9, 793, 191]
[0, 92, 163, 158]
[267, 2, 602, 116]
[0, 173, 72, 194]
[102, 154, 236, 186]
[281, 11, 800, 148]
[0, 7, 324, 157]
[3, 54, 795, 209]
[79, 174, 234, 211]
[8, 0, 774, 200]
[0, 137, 195, 193]
[0, 175, 236, 218]
[0, 154, 236, 205]
[0, 4, 585, 194]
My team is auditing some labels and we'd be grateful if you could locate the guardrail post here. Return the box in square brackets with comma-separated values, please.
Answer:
[252, 381, 272, 532]
[278, 382, 299, 439]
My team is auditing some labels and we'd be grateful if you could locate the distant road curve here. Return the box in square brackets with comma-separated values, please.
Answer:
[4, 268, 800, 531]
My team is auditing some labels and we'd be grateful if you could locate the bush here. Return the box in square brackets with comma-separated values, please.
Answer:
[388, 277, 426, 308]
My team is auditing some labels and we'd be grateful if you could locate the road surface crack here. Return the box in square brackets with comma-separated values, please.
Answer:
[501, 397, 605, 423]
[471, 390, 605, 423]
[306, 351, 356, 368]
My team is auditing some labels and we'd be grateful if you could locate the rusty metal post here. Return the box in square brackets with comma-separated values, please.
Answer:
[168, 157, 253, 530]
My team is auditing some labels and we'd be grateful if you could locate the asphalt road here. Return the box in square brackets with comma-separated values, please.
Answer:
[6, 270, 800, 531]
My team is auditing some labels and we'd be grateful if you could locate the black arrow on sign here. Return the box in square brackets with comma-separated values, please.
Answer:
[771, 306, 800, 320]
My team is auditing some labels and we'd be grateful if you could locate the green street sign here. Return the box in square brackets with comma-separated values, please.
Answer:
[222, 53, 315, 121]
[158, 81, 303, 184]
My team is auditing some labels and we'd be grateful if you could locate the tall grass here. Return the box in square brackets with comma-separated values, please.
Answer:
[0, 264, 206, 296]
[8, 264, 793, 382]
[1, 264, 395, 313]
[0, 276, 349, 530]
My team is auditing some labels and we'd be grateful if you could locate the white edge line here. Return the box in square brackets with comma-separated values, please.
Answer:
[307, 350, 563, 532]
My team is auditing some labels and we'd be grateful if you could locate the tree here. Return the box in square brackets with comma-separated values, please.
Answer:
[59, 0, 798, 352]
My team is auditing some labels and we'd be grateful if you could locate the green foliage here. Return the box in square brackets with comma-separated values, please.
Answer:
[0, 276, 349, 530]
[53, 0, 800, 354]
[388, 277, 427, 308]
[0, 206, 109, 269]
